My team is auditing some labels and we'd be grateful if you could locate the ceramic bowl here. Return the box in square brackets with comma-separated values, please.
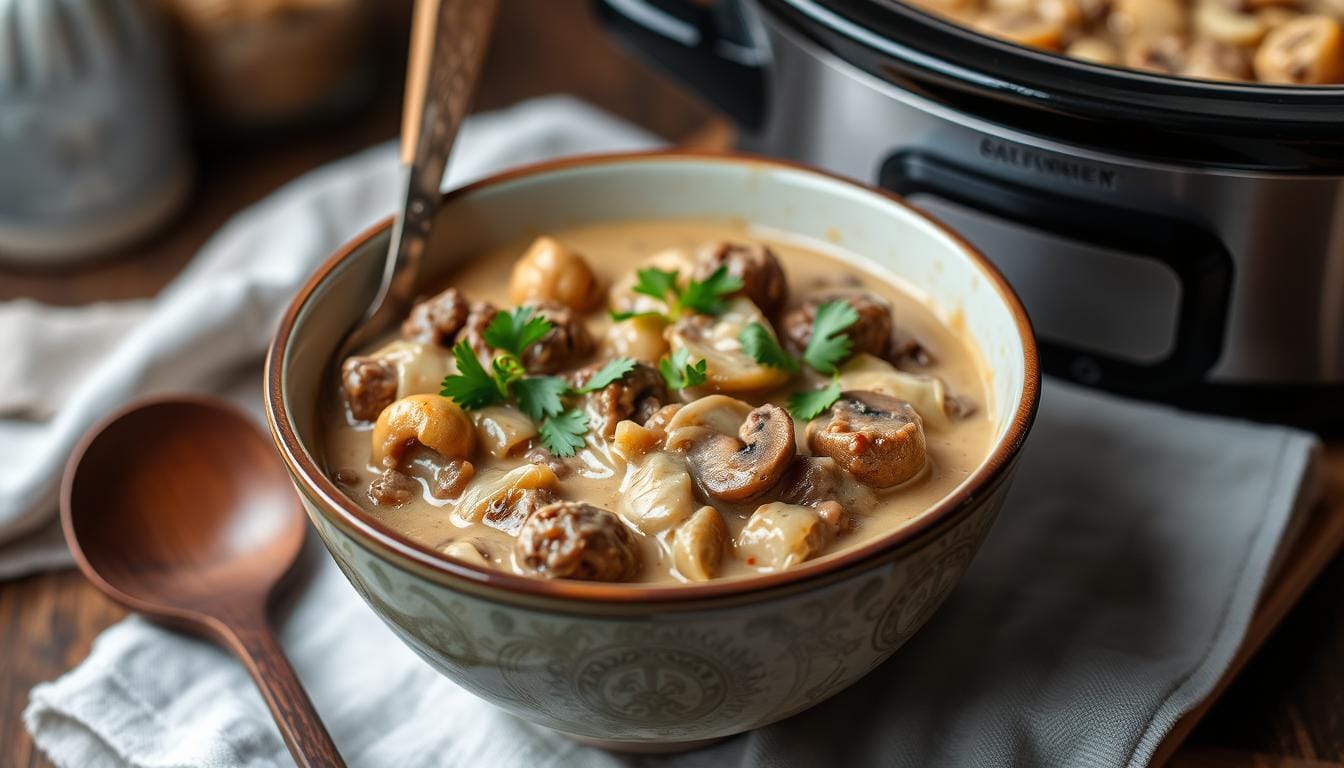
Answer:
[265, 152, 1039, 750]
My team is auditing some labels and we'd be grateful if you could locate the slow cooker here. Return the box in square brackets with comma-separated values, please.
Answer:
[596, 0, 1344, 428]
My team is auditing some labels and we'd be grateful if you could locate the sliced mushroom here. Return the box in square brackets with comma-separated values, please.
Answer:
[472, 405, 538, 458]
[666, 298, 791, 393]
[781, 292, 893, 362]
[574, 361, 667, 439]
[481, 487, 557, 536]
[509, 236, 601, 311]
[619, 452, 698, 534]
[664, 395, 752, 440]
[836, 354, 966, 430]
[691, 241, 790, 317]
[677, 403, 797, 503]
[371, 394, 476, 468]
[807, 391, 927, 489]
[515, 501, 640, 581]
[737, 502, 832, 571]
[777, 455, 841, 508]
[454, 464, 559, 525]
[1254, 15, 1344, 83]
[673, 506, 729, 582]
[401, 287, 470, 346]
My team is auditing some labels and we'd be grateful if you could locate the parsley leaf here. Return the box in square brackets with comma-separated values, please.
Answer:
[483, 307, 552, 357]
[739, 322, 799, 373]
[539, 409, 589, 457]
[440, 341, 505, 409]
[608, 309, 664, 322]
[658, 347, 708, 390]
[678, 265, 743, 315]
[513, 375, 569, 422]
[491, 354, 526, 390]
[787, 377, 843, 421]
[576, 358, 637, 393]
[803, 300, 860, 374]
[630, 268, 680, 302]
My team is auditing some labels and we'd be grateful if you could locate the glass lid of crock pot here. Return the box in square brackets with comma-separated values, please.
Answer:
[762, 0, 1344, 171]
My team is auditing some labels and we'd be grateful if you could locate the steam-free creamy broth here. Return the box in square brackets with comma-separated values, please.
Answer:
[322, 219, 995, 584]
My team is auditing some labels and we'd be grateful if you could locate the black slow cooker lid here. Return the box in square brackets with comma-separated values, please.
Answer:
[764, 0, 1344, 172]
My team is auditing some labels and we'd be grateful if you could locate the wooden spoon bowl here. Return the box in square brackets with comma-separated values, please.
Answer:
[61, 395, 344, 768]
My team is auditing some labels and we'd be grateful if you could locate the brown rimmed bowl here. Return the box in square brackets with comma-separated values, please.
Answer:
[264, 152, 1039, 750]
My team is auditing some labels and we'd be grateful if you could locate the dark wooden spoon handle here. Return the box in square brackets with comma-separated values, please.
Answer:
[217, 618, 346, 768]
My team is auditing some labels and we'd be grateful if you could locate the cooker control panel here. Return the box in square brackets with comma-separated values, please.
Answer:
[881, 152, 1234, 398]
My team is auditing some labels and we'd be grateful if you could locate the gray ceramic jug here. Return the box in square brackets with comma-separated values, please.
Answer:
[0, 0, 191, 265]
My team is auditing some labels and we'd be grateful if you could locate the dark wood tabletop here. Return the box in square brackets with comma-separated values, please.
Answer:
[2, 3, 1341, 766]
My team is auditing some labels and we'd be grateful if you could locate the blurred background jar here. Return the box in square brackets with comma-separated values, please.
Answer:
[0, 0, 191, 266]
[158, 0, 378, 131]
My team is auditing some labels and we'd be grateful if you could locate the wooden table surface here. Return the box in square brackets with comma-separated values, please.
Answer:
[2, 3, 1341, 766]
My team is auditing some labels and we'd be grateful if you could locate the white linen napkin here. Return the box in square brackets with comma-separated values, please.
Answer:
[0, 95, 660, 577]
[11, 96, 1322, 767]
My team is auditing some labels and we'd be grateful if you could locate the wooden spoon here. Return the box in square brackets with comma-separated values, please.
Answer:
[61, 396, 345, 768]
[339, 0, 499, 357]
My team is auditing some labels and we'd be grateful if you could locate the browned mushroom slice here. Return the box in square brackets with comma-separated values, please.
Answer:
[401, 287, 471, 346]
[515, 501, 640, 581]
[454, 464, 559, 526]
[681, 403, 797, 503]
[778, 455, 841, 507]
[481, 487, 557, 536]
[692, 241, 790, 316]
[781, 292, 893, 361]
[574, 361, 667, 439]
[519, 301, 595, 374]
[807, 391, 927, 489]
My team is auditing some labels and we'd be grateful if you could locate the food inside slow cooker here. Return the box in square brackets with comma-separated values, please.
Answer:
[323, 220, 995, 584]
[904, 0, 1344, 83]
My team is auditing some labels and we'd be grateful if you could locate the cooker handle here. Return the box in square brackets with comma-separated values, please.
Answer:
[593, 0, 766, 129]
[881, 151, 1234, 396]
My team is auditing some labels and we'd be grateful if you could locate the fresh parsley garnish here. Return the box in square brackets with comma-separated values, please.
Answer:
[441, 341, 506, 408]
[576, 358, 637, 393]
[538, 409, 589, 457]
[512, 375, 569, 422]
[483, 306, 552, 357]
[803, 300, 860, 374]
[678, 266, 743, 315]
[659, 347, 708, 390]
[739, 322, 799, 373]
[608, 309, 664, 322]
[787, 377, 843, 421]
[617, 265, 742, 322]
[441, 301, 640, 455]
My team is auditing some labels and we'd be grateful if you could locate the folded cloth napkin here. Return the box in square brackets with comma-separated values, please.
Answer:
[25, 381, 1319, 768]
[0, 95, 660, 577]
[13, 96, 1322, 767]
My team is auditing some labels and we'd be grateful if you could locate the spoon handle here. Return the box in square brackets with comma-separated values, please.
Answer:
[218, 619, 346, 768]
[361, 0, 499, 345]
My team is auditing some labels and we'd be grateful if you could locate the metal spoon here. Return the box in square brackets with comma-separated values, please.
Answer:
[61, 396, 345, 768]
[341, 0, 499, 356]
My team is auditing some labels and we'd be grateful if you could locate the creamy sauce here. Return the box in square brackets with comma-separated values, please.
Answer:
[321, 219, 995, 584]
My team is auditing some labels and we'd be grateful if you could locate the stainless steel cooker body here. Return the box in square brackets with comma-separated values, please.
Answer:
[597, 0, 1344, 426]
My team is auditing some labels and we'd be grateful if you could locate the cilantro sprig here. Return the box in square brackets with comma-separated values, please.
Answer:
[787, 377, 842, 421]
[611, 266, 742, 323]
[738, 322, 798, 374]
[733, 298, 861, 421]
[440, 307, 635, 456]
[658, 347, 708, 390]
[803, 300, 860, 374]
